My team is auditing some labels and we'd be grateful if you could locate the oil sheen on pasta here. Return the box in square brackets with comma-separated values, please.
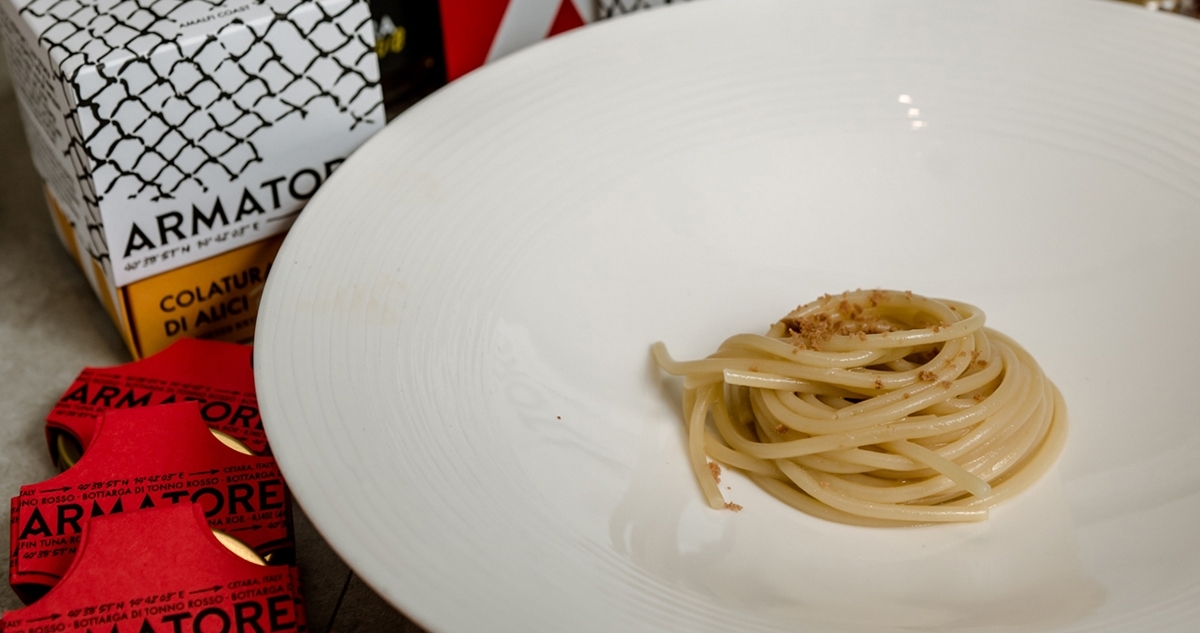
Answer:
[651, 290, 1067, 527]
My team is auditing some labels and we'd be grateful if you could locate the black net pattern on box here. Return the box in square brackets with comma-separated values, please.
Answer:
[14, 0, 382, 269]
[595, 0, 689, 19]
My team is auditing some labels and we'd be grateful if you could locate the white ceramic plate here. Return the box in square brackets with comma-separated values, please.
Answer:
[255, 1, 1200, 631]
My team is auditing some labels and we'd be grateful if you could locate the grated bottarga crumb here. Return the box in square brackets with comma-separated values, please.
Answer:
[724, 502, 743, 512]
[708, 461, 722, 484]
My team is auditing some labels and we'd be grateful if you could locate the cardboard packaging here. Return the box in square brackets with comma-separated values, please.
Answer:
[0, 0, 385, 358]
[0, 503, 307, 632]
[10, 402, 293, 603]
[437, 0, 589, 81]
[45, 338, 265, 466]
[595, 0, 689, 19]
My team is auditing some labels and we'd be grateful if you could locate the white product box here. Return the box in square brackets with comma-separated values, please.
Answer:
[0, 0, 384, 356]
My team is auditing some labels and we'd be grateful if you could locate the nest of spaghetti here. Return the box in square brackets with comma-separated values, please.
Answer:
[652, 289, 1067, 527]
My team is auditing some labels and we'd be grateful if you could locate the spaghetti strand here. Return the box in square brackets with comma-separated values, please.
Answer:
[654, 290, 1067, 525]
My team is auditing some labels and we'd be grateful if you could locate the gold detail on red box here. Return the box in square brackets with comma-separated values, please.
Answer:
[212, 530, 267, 566]
[57, 427, 252, 470]
[46, 338, 266, 463]
[0, 503, 307, 632]
[11, 403, 293, 603]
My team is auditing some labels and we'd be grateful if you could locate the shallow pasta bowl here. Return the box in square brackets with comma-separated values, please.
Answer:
[254, 1, 1200, 631]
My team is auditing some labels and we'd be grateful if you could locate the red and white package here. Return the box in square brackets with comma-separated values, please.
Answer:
[0, 503, 307, 632]
[45, 338, 267, 464]
[11, 402, 293, 602]
[438, 0, 590, 80]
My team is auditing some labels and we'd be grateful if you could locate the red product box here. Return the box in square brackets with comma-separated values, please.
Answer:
[46, 338, 266, 465]
[438, 0, 589, 80]
[0, 503, 307, 633]
[11, 403, 293, 603]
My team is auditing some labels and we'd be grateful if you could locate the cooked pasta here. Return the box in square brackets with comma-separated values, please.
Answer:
[652, 289, 1067, 526]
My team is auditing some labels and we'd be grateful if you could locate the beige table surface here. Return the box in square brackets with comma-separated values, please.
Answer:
[0, 45, 428, 633]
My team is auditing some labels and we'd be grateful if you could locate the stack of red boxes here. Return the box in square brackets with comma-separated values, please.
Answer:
[0, 2, 684, 628]
[1, 340, 306, 632]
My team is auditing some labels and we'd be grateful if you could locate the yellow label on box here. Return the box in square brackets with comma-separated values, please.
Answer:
[92, 258, 138, 355]
[44, 187, 81, 268]
[43, 187, 287, 359]
[123, 234, 285, 357]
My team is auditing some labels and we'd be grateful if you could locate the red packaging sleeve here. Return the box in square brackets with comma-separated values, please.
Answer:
[45, 338, 267, 459]
[11, 402, 293, 602]
[0, 503, 307, 632]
